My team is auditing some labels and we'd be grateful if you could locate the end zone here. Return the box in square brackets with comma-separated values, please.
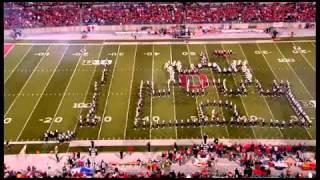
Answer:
[4, 43, 14, 57]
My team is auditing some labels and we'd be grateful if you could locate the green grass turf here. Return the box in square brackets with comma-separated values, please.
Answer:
[26, 143, 70, 154]
[4, 45, 32, 81]
[172, 44, 202, 139]
[4, 41, 315, 145]
[4, 45, 49, 113]
[188, 44, 228, 139]
[150, 45, 177, 139]
[4, 144, 25, 154]
[75, 45, 119, 139]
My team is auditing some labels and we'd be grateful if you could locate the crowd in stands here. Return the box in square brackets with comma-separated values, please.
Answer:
[4, 140, 316, 178]
[4, 2, 315, 29]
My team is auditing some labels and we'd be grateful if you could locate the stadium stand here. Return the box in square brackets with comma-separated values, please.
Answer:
[4, 142, 315, 178]
[4, 2, 315, 29]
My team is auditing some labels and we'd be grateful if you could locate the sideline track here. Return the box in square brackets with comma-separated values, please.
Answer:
[5, 139, 316, 147]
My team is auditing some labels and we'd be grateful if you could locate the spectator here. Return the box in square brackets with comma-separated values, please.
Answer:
[147, 142, 151, 152]
[3, 142, 316, 178]
[234, 168, 240, 178]
[3, 2, 315, 29]
[120, 151, 123, 159]
[203, 134, 208, 144]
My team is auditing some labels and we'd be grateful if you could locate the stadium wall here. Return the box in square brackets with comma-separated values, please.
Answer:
[4, 22, 315, 36]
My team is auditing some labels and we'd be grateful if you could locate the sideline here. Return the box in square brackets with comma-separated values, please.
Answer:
[6, 138, 316, 146]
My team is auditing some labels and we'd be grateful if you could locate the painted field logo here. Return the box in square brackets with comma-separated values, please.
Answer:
[178, 73, 209, 90]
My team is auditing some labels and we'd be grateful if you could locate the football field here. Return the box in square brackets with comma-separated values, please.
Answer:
[4, 40, 316, 143]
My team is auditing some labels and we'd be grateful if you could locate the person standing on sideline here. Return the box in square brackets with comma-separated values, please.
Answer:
[120, 151, 123, 159]
[147, 142, 151, 152]
[174, 142, 178, 154]
[91, 140, 95, 148]
[54, 145, 59, 162]
[203, 134, 208, 144]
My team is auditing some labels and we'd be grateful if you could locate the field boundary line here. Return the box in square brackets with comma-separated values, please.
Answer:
[47, 45, 85, 131]
[256, 43, 313, 140]
[5, 45, 33, 83]
[221, 43, 257, 139]
[15, 45, 70, 141]
[10, 40, 315, 46]
[149, 44, 154, 139]
[273, 43, 313, 99]
[238, 44, 284, 138]
[15, 43, 102, 46]
[123, 45, 138, 139]
[170, 45, 178, 139]
[204, 44, 230, 138]
[291, 42, 315, 71]
[5, 46, 51, 116]
[97, 45, 121, 139]
[103, 40, 315, 45]
[71, 45, 104, 133]
[186, 44, 204, 138]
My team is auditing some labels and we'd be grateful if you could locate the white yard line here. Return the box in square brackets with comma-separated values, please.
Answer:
[256, 43, 313, 140]
[186, 44, 204, 138]
[97, 45, 121, 139]
[15, 45, 69, 141]
[5, 45, 33, 83]
[123, 45, 138, 139]
[274, 43, 314, 139]
[170, 45, 178, 139]
[256, 44, 280, 81]
[221, 44, 257, 139]
[149, 45, 154, 139]
[47, 45, 86, 131]
[311, 43, 315, 48]
[305, 127, 313, 139]
[15, 43, 102, 46]
[291, 42, 315, 71]
[71, 45, 104, 133]
[5, 46, 50, 116]
[238, 44, 284, 138]
[65, 45, 104, 153]
[274, 44, 313, 99]
[204, 44, 230, 138]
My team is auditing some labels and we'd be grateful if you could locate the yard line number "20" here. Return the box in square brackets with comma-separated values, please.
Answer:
[40, 117, 63, 123]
